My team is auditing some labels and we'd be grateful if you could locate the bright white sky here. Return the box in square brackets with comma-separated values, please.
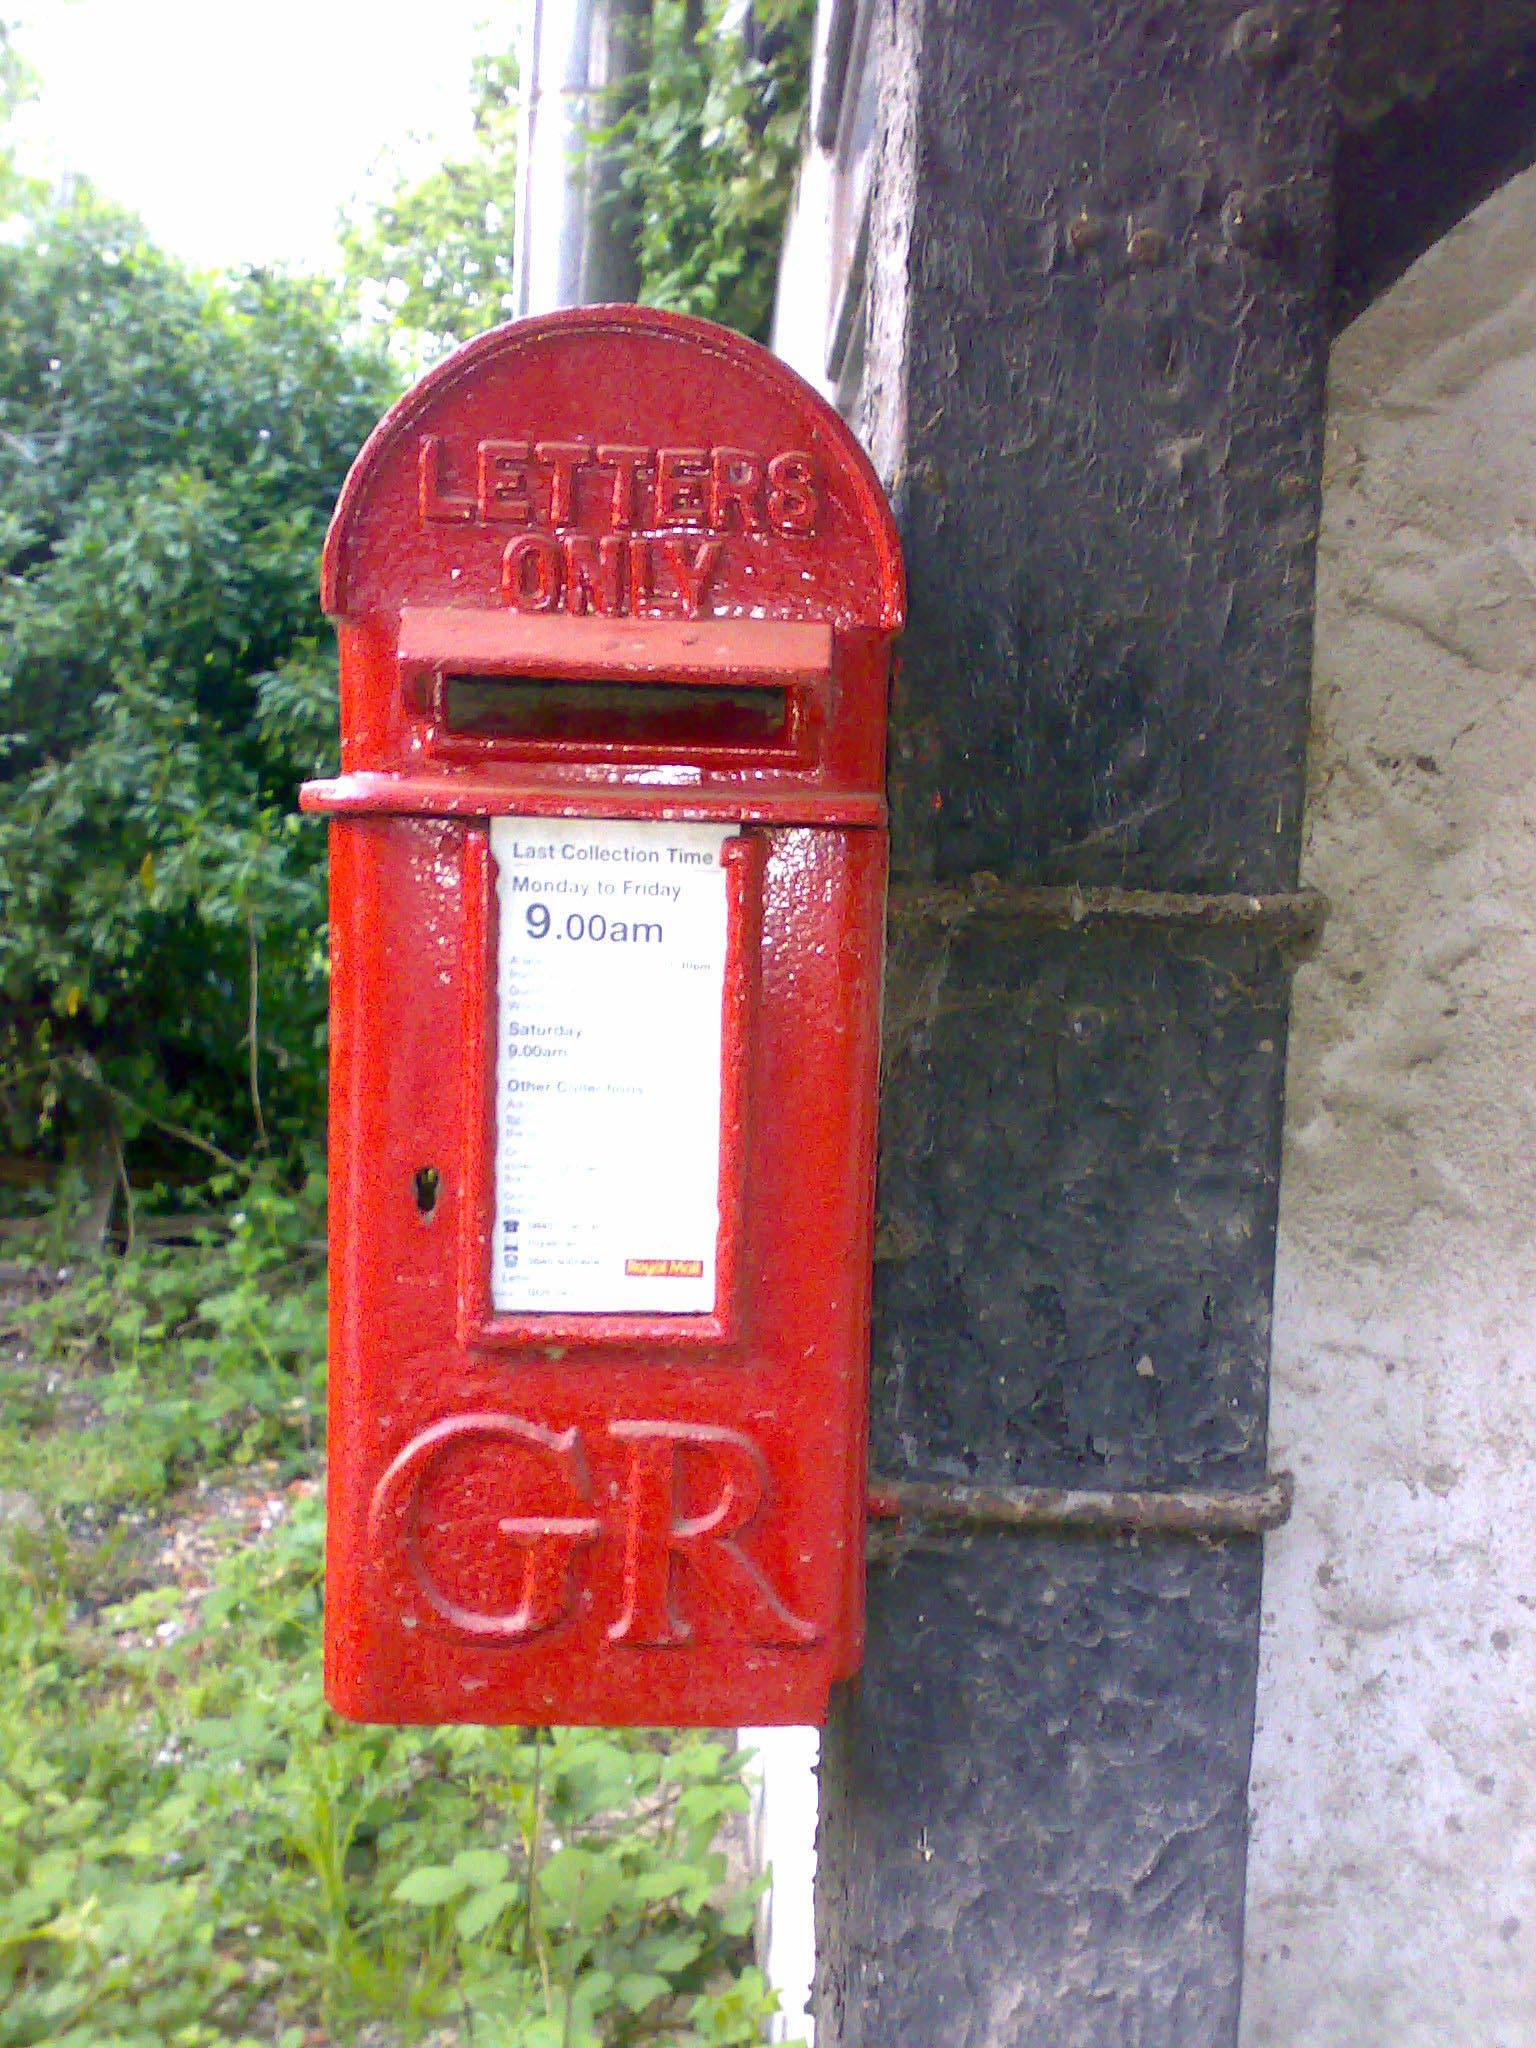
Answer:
[7, 0, 516, 273]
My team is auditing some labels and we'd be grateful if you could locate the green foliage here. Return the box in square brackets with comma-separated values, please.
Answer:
[0, 191, 398, 1185]
[0, 17, 34, 167]
[0, 18, 25, 108]
[0, 1205, 795, 2046]
[340, 49, 520, 371]
[0, 38, 811, 2044]
[341, 2, 814, 360]
[0, 1510, 778, 2046]
[0, 9, 815, 1201]
[11, 1165, 326, 1511]
[624, 0, 815, 341]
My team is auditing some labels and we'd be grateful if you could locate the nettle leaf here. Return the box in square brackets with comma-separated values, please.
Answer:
[554, 1732, 638, 1814]
[632, 1862, 695, 1904]
[454, 1877, 520, 1940]
[519, 2018, 594, 2048]
[574, 1964, 616, 2015]
[393, 1861, 470, 1906]
[567, 1855, 626, 1932]
[535, 1842, 592, 1911]
[451, 1845, 512, 1889]
[615, 1968, 673, 2012]
[646, 1929, 709, 1976]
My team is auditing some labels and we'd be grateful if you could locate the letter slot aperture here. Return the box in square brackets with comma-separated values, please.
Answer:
[442, 678, 793, 752]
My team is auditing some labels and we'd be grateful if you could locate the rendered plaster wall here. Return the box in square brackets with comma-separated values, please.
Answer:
[1240, 161, 1536, 2046]
[741, 1726, 819, 2044]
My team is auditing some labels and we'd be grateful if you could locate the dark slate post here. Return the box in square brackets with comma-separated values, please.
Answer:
[816, 4, 1340, 2043]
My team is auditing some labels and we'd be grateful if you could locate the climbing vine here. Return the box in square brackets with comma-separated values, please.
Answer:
[343, 0, 815, 359]
[621, 0, 816, 341]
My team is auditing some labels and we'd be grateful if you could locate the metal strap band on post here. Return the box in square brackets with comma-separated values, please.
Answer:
[889, 883, 1328, 947]
[867, 1470, 1294, 1549]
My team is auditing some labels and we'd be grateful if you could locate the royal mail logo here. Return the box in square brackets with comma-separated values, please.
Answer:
[368, 1412, 819, 1651]
[623, 1257, 705, 1278]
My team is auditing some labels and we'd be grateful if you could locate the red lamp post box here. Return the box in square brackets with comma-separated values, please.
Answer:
[303, 306, 904, 1727]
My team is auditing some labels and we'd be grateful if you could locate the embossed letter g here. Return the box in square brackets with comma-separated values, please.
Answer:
[369, 1413, 601, 1641]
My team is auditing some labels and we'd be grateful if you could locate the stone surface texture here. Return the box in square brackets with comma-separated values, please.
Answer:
[1240, 158, 1536, 2048]
[815, 4, 1340, 2045]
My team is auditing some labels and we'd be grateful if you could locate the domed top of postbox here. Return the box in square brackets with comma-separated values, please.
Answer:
[310, 308, 903, 814]
[322, 306, 904, 633]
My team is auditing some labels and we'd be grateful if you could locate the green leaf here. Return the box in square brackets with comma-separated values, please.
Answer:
[535, 1843, 591, 1910]
[647, 1930, 709, 1975]
[454, 1878, 520, 1939]
[451, 1844, 512, 1888]
[616, 1969, 673, 2011]
[393, 1861, 470, 1906]
[632, 1863, 695, 1902]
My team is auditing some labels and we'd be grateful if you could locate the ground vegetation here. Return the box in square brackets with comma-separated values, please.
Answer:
[0, 13, 815, 2041]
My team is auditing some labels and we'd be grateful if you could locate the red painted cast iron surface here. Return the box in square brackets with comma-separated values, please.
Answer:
[304, 307, 904, 1726]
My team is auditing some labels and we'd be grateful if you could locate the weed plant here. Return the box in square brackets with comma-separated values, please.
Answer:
[0, 1178, 791, 2047]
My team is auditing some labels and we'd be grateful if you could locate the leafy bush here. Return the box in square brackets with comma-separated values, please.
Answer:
[1, 12, 816, 1208]
[340, 49, 521, 369]
[623, 0, 815, 343]
[0, 192, 398, 1190]
[340, 0, 814, 359]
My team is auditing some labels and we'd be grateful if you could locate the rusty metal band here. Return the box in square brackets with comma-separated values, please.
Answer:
[866, 1469, 1294, 1544]
[888, 882, 1328, 947]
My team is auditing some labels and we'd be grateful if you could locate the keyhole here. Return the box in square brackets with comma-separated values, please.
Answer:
[413, 1166, 441, 1217]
